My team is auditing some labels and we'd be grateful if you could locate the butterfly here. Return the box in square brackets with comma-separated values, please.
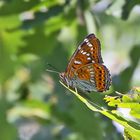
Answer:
[59, 33, 111, 93]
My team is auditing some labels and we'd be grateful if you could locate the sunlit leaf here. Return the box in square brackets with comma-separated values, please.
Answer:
[60, 82, 140, 139]
[104, 88, 140, 119]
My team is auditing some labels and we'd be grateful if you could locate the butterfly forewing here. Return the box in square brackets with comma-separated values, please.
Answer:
[60, 33, 111, 92]
[65, 34, 103, 78]
[84, 34, 103, 63]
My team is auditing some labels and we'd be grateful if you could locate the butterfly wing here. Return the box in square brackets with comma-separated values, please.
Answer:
[75, 63, 111, 92]
[65, 34, 103, 78]
[60, 33, 111, 92]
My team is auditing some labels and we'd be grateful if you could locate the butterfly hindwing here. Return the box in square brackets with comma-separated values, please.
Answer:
[75, 63, 111, 92]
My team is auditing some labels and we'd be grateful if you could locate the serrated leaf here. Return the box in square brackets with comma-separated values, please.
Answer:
[104, 88, 140, 119]
[60, 82, 140, 140]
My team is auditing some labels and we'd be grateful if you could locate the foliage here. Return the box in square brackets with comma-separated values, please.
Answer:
[0, 0, 140, 140]
[61, 82, 140, 140]
[105, 87, 140, 119]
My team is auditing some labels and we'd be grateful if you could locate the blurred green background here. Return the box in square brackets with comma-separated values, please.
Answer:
[0, 0, 140, 140]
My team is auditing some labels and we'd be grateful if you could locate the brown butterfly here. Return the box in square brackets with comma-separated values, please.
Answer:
[59, 34, 111, 92]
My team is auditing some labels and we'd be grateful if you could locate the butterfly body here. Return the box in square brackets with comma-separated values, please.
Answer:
[60, 34, 111, 93]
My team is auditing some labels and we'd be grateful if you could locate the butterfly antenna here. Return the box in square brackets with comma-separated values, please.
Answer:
[46, 63, 60, 74]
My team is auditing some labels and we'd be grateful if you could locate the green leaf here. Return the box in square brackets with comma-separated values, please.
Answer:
[60, 82, 140, 140]
[124, 128, 134, 140]
[0, 0, 40, 16]
[9, 99, 51, 120]
[21, 5, 65, 29]
[122, 0, 140, 20]
[0, 99, 17, 140]
[104, 87, 140, 119]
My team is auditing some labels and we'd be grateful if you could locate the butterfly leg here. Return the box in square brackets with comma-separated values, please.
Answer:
[67, 83, 70, 88]
[74, 87, 78, 93]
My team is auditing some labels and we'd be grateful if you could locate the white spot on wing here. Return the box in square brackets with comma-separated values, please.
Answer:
[87, 42, 92, 47]
[87, 57, 91, 60]
[90, 79, 95, 83]
[84, 38, 89, 42]
[82, 51, 87, 55]
[90, 71, 94, 74]
[88, 66, 92, 69]
[74, 60, 82, 64]
[86, 53, 90, 56]
[89, 68, 94, 71]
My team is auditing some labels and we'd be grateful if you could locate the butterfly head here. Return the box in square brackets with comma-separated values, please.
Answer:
[59, 72, 68, 86]
[59, 72, 75, 89]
